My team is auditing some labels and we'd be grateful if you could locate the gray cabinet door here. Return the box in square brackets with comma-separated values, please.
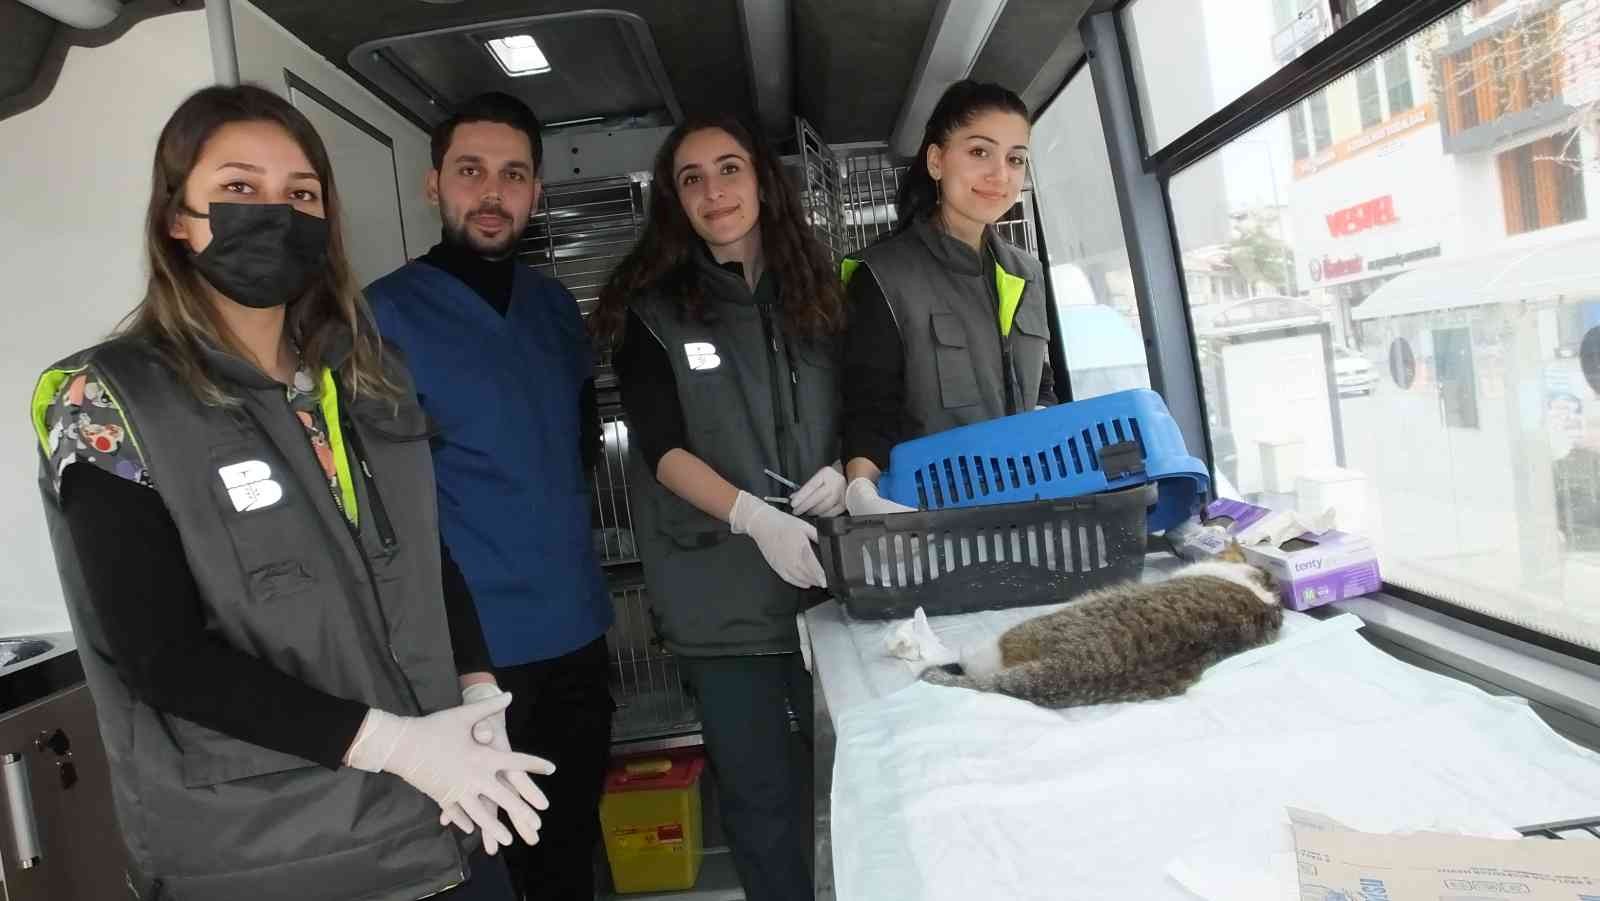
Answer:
[0, 685, 128, 901]
[287, 73, 409, 286]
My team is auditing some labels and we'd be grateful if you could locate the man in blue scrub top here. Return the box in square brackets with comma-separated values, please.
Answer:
[366, 92, 614, 901]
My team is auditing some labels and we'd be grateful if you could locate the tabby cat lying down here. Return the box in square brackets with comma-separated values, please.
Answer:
[921, 560, 1282, 708]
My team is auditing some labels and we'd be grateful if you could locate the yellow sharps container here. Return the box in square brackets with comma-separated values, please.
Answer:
[599, 753, 706, 893]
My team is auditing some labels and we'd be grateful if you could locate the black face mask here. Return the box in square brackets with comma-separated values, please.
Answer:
[182, 202, 330, 309]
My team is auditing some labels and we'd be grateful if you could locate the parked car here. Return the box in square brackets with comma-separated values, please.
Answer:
[1334, 345, 1377, 396]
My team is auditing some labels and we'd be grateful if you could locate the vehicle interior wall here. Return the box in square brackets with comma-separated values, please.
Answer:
[0, 8, 213, 637]
[230, 0, 439, 260]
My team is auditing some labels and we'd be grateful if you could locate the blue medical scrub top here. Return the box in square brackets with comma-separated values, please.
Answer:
[367, 261, 612, 666]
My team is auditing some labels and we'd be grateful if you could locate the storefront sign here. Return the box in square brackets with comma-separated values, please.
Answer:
[1310, 255, 1365, 283]
[1326, 195, 1399, 237]
[1369, 244, 1442, 272]
[1295, 105, 1437, 179]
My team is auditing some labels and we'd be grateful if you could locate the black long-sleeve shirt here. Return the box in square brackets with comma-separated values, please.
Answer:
[613, 308, 687, 473]
[60, 462, 491, 770]
[840, 269, 1056, 470]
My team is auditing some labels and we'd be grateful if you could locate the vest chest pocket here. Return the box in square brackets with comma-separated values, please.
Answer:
[1010, 301, 1051, 404]
[209, 443, 323, 605]
[931, 313, 980, 409]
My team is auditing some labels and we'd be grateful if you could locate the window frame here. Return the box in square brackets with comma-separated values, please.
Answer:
[1033, 0, 1600, 667]
[1356, 60, 1384, 129]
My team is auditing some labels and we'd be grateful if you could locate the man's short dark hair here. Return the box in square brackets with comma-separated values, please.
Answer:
[430, 92, 543, 173]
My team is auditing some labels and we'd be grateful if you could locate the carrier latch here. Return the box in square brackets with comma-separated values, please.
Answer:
[1098, 440, 1145, 480]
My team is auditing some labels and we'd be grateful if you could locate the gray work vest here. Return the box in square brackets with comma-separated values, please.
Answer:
[33, 336, 470, 901]
[624, 258, 841, 657]
[847, 218, 1051, 439]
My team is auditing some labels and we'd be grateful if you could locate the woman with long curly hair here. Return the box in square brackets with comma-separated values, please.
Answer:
[592, 113, 844, 901]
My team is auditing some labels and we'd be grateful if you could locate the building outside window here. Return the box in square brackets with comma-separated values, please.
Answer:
[1384, 47, 1415, 112]
[1358, 61, 1384, 129]
[1115, 0, 1600, 651]
[1290, 104, 1312, 160]
[1309, 91, 1334, 150]
[1498, 129, 1589, 234]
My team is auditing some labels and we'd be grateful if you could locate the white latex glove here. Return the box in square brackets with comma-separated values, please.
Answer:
[788, 463, 847, 517]
[729, 490, 827, 589]
[464, 682, 509, 747]
[437, 682, 548, 856]
[346, 693, 553, 853]
[845, 477, 917, 516]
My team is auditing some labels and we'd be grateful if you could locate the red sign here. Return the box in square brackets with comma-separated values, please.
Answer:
[1326, 195, 1399, 237]
[1310, 254, 1364, 283]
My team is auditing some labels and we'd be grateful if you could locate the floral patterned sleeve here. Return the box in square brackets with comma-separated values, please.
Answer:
[42, 368, 152, 494]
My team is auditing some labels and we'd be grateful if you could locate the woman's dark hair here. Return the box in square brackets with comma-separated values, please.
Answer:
[591, 114, 844, 341]
[895, 79, 1030, 234]
[125, 84, 399, 405]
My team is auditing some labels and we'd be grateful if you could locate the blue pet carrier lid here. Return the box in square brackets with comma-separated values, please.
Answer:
[877, 389, 1208, 532]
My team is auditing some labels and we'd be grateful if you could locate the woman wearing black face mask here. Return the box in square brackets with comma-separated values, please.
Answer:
[29, 86, 550, 901]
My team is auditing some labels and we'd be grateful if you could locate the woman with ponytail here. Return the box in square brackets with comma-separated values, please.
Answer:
[839, 79, 1058, 515]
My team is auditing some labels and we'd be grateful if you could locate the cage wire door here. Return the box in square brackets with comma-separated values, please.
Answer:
[795, 116, 848, 262]
[517, 173, 647, 317]
[517, 172, 699, 742]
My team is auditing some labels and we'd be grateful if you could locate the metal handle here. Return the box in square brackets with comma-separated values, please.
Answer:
[2, 752, 42, 869]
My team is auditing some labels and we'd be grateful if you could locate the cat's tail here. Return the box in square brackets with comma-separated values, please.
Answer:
[921, 663, 984, 691]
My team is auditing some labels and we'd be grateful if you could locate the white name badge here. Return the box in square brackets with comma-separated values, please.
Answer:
[218, 460, 284, 512]
[684, 341, 722, 371]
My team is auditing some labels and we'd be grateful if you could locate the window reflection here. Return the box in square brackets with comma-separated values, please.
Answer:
[1167, 0, 1600, 649]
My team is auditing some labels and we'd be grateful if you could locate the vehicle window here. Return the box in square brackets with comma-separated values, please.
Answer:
[1168, 0, 1600, 650]
[1124, 0, 1378, 152]
[1031, 68, 1152, 400]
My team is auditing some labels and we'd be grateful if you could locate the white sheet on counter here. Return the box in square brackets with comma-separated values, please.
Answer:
[808, 603, 1600, 901]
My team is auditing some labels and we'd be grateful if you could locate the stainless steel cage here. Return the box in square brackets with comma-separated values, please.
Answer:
[513, 173, 699, 742]
[517, 174, 648, 319]
[591, 411, 637, 566]
[796, 116, 849, 263]
[607, 580, 700, 742]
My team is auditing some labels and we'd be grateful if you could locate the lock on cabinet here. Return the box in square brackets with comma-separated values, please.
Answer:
[0, 684, 128, 901]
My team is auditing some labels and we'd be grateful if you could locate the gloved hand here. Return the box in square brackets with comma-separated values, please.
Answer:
[436, 682, 551, 856]
[788, 463, 847, 517]
[345, 693, 553, 853]
[729, 490, 827, 589]
[463, 681, 510, 747]
[845, 477, 917, 516]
